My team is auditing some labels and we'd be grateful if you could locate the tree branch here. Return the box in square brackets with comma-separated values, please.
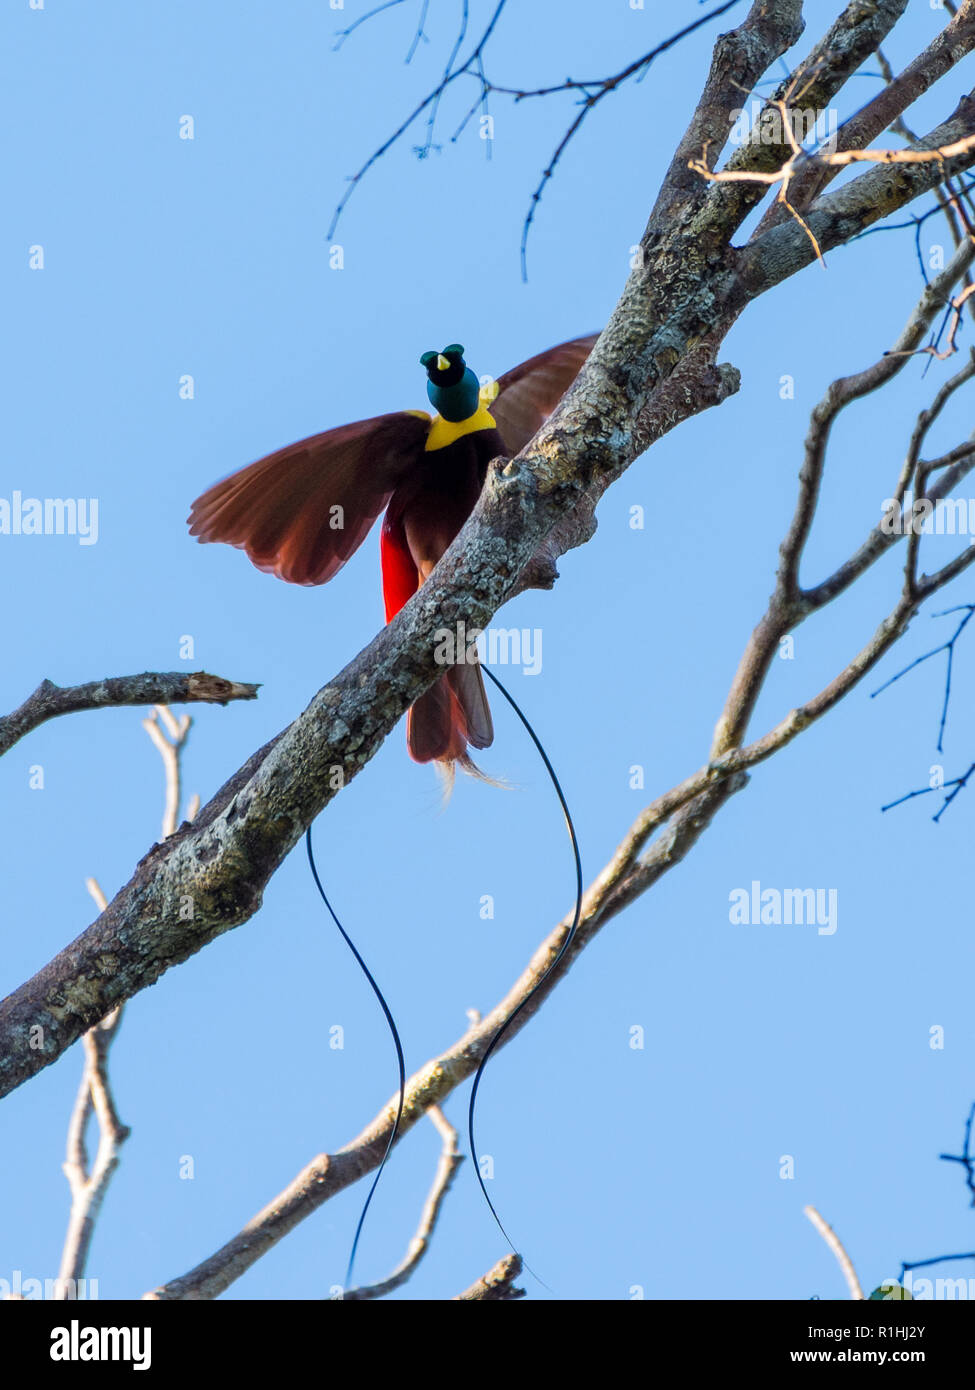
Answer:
[0, 672, 259, 758]
[804, 1205, 865, 1300]
[453, 1254, 525, 1302]
[735, 95, 975, 296]
[56, 710, 198, 1294]
[764, 0, 975, 228]
[56, 878, 129, 1299]
[706, 0, 911, 237]
[341, 1107, 462, 1300]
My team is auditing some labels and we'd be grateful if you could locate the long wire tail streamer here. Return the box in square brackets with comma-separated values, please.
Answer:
[470, 665, 584, 1280]
[305, 826, 406, 1295]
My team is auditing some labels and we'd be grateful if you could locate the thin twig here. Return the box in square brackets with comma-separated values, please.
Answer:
[872, 606, 975, 752]
[690, 132, 975, 267]
[804, 1205, 865, 1300]
[326, 0, 746, 275]
[939, 1103, 975, 1207]
[341, 1107, 463, 1300]
[142, 707, 193, 839]
[56, 877, 129, 1298]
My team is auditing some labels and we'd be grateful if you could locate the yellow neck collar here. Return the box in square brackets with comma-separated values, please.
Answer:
[424, 404, 497, 452]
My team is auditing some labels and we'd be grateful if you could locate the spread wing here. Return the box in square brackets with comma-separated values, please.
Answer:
[187, 412, 431, 586]
[489, 334, 598, 457]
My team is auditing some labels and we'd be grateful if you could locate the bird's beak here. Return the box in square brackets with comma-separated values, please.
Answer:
[436, 354, 451, 372]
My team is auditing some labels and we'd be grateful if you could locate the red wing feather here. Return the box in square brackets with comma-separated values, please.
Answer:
[380, 508, 419, 622]
[188, 412, 430, 586]
[490, 334, 598, 458]
[407, 678, 472, 765]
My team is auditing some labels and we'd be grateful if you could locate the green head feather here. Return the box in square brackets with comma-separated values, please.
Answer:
[421, 344, 481, 422]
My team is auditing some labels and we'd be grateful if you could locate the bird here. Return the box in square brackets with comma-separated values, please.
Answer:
[188, 334, 596, 777]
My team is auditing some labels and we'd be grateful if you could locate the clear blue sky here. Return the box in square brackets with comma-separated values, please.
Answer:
[2, 0, 974, 1302]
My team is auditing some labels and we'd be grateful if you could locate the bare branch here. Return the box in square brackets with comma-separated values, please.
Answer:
[56, 713, 201, 1294]
[647, 0, 807, 231]
[735, 96, 975, 298]
[332, 0, 410, 53]
[939, 1103, 975, 1206]
[881, 759, 975, 821]
[56, 877, 129, 1297]
[872, 605, 975, 751]
[804, 1206, 865, 1300]
[761, 0, 975, 228]
[341, 1107, 463, 1300]
[0, 671, 259, 758]
[453, 1254, 525, 1302]
[142, 707, 193, 840]
[790, 248, 975, 595]
[511, 0, 760, 276]
[691, 125, 975, 264]
[327, 0, 507, 240]
[328, 0, 755, 274]
[900, 1251, 975, 1283]
[705, 0, 911, 236]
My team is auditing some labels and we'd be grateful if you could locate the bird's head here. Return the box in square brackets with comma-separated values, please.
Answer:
[420, 344, 481, 423]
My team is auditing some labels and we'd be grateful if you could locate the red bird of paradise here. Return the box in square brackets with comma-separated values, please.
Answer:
[188, 335, 595, 775]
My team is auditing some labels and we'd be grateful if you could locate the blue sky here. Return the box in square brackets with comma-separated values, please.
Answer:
[2, 0, 974, 1302]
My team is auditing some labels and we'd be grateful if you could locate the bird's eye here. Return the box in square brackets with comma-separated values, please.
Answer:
[443, 343, 465, 359]
[420, 350, 438, 368]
